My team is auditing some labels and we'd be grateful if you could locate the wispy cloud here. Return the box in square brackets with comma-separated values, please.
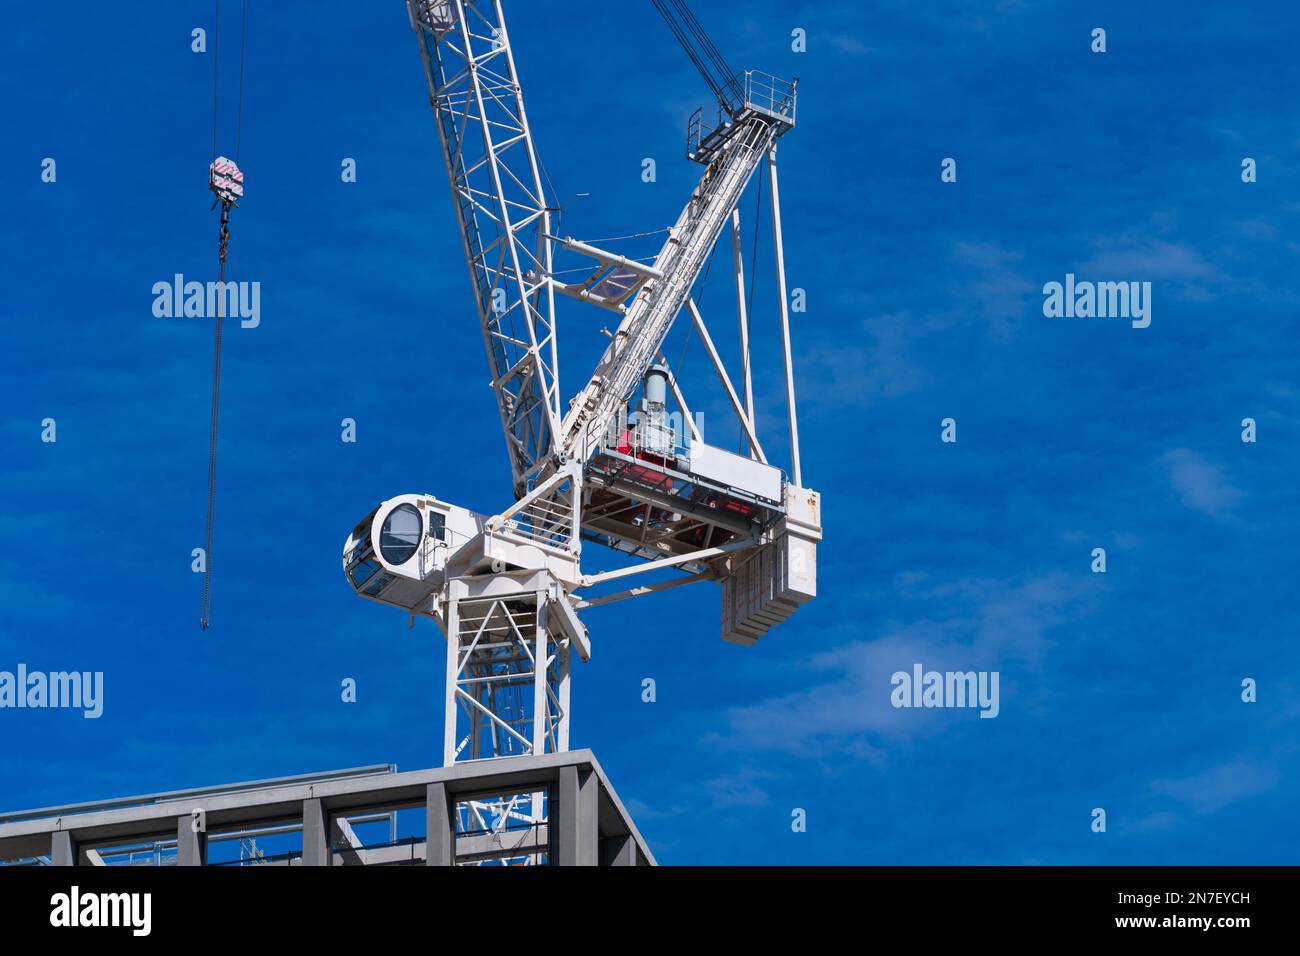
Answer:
[1080, 239, 1218, 284]
[797, 310, 931, 412]
[711, 572, 1091, 758]
[1160, 448, 1242, 517]
[1151, 759, 1280, 815]
[952, 241, 1036, 340]
[701, 767, 777, 809]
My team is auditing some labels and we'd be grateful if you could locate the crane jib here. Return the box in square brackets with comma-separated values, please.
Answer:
[412, 0, 563, 496]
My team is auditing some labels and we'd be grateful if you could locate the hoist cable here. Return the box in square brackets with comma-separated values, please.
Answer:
[211, 0, 220, 161]
[235, 0, 247, 163]
[652, 0, 738, 109]
[581, 227, 670, 244]
[200, 0, 248, 630]
[670, 0, 736, 100]
[200, 210, 230, 630]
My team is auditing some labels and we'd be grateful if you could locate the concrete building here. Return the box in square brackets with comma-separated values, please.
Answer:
[0, 751, 652, 867]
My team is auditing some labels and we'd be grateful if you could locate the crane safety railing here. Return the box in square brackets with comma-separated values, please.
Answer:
[420, 521, 479, 580]
[741, 70, 797, 124]
[501, 488, 576, 551]
[685, 106, 722, 163]
[687, 70, 796, 162]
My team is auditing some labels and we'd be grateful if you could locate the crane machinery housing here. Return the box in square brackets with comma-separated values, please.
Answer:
[340, 0, 823, 860]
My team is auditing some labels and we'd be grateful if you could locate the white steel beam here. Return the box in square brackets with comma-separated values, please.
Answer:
[578, 535, 758, 588]
[686, 298, 767, 462]
[656, 350, 702, 442]
[730, 207, 756, 457]
[767, 145, 802, 486]
[574, 570, 713, 609]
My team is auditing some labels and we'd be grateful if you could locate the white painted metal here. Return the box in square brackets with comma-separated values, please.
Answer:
[579, 535, 757, 589]
[442, 571, 575, 766]
[573, 570, 712, 610]
[343, 5, 822, 838]
[562, 115, 778, 466]
[686, 297, 768, 462]
[687, 439, 783, 504]
[550, 236, 665, 314]
[208, 156, 244, 204]
[721, 485, 820, 646]
[408, 0, 562, 498]
[767, 145, 802, 487]
[730, 208, 755, 456]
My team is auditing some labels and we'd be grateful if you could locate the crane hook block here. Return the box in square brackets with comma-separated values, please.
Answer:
[209, 156, 244, 205]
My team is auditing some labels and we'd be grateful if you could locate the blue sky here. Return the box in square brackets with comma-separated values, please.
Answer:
[3, 0, 1298, 864]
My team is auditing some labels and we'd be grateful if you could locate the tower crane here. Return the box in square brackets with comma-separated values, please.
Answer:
[341, 0, 821, 859]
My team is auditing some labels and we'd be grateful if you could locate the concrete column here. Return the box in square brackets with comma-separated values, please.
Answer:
[302, 798, 329, 866]
[51, 831, 76, 867]
[176, 815, 207, 866]
[601, 833, 637, 866]
[557, 765, 598, 866]
[426, 783, 453, 866]
[443, 600, 460, 766]
[332, 817, 365, 866]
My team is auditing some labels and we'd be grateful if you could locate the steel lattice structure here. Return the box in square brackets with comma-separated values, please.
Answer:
[411, 0, 562, 497]
[339, 0, 824, 863]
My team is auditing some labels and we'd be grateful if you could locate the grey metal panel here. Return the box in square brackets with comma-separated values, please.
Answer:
[687, 439, 783, 503]
[51, 831, 75, 867]
[301, 799, 329, 867]
[425, 783, 452, 867]
[558, 767, 579, 866]
[557, 765, 598, 866]
[0, 764, 396, 826]
[176, 816, 207, 866]
[601, 833, 636, 866]
[577, 768, 598, 865]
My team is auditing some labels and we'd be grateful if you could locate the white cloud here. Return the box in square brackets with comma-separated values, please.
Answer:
[711, 573, 1090, 758]
[1151, 759, 1280, 814]
[1080, 239, 1218, 283]
[1161, 448, 1241, 517]
[701, 767, 777, 809]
